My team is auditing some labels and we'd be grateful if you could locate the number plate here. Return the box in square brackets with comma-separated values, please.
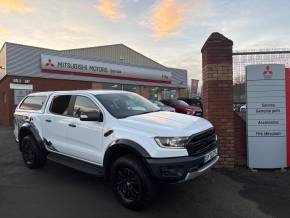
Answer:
[204, 148, 218, 163]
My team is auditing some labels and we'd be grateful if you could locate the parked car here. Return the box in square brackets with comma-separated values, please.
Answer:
[178, 97, 203, 116]
[149, 100, 175, 112]
[178, 97, 202, 107]
[14, 90, 218, 210]
[161, 99, 202, 116]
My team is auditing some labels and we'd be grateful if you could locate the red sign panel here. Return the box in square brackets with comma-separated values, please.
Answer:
[285, 68, 290, 167]
[191, 79, 199, 97]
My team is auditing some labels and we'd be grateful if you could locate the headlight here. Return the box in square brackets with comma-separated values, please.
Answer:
[186, 109, 193, 115]
[155, 137, 188, 148]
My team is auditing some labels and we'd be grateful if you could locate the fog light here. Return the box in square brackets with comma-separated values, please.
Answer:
[160, 166, 185, 178]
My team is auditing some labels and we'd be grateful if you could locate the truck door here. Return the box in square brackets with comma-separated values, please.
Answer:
[65, 95, 104, 164]
[42, 95, 73, 153]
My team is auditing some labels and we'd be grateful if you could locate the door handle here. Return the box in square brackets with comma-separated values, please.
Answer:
[68, 123, 76, 128]
[45, 119, 52, 123]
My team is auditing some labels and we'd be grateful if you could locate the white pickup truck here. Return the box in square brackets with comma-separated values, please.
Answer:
[14, 90, 219, 210]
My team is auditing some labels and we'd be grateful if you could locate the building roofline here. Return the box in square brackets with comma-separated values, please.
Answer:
[3, 42, 59, 52]
[120, 44, 168, 70]
[166, 67, 187, 72]
[61, 43, 124, 51]
[2, 42, 188, 75]
[0, 43, 6, 53]
[62, 43, 168, 70]
[63, 43, 187, 72]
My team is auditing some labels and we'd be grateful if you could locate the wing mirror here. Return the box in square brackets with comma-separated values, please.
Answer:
[80, 111, 103, 122]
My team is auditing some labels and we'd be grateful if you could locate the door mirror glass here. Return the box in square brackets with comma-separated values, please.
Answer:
[80, 111, 103, 122]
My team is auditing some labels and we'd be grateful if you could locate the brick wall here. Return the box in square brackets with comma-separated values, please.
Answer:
[31, 77, 92, 91]
[234, 113, 247, 166]
[1, 76, 93, 125]
[92, 82, 102, 90]
[201, 32, 235, 168]
[0, 76, 13, 126]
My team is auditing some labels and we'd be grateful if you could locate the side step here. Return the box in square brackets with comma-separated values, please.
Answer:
[47, 152, 104, 177]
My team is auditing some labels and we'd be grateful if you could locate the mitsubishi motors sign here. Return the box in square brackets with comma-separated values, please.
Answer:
[246, 64, 290, 169]
[41, 54, 172, 84]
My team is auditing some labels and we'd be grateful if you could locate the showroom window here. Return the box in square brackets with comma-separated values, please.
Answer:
[161, 88, 170, 99]
[123, 84, 141, 94]
[161, 88, 178, 99]
[148, 87, 160, 100]
[14, 89, 32, 105]
[102, 83, 122, 90]
[170, 89, 178, 99]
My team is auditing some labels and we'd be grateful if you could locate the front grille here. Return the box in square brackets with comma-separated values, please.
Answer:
[186, 128, 217, 156]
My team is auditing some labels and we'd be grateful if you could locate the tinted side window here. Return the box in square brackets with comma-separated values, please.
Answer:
[162, 100, 172, 106]
[161, 100, 168, 105]
[73, 96, 100, 118]
[50, 95, 72, 116]
[19, 96, 46, 110]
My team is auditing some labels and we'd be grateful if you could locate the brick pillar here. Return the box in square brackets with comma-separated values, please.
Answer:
[201, 32, 235, 168]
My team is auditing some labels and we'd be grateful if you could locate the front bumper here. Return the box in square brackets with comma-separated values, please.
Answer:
[182, 155, 219, 182]
[145, 147, 218, 183]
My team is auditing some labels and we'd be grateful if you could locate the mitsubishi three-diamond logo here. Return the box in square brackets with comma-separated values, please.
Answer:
[263, 65, 273, 78]
[45, 59, 54, 67]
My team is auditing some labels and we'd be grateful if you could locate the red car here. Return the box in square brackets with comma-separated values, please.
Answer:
[178, 97, 203, 116]
[161, 99, 202, 116]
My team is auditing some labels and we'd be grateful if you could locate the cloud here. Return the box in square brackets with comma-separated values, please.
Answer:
[94, 0, 126, 21]
[0, 26, 9, 37]
[0, 0, 31, 13]
[151, 0, 188, 39]
[138, 0, 211, 39]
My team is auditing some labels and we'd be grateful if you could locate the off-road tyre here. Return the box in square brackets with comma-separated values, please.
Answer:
[21, 135, 47, 169]
[110, 154, 155, 210]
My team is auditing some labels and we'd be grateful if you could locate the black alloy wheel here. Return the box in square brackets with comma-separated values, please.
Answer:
[22, 139, 36, 165]
[115, 167, 142, 203]
[21, 135, 47, 169]
[110, 155, 155, 210]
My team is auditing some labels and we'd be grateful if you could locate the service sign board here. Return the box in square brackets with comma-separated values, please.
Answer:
[41, 54, 172, 84]
[285, 68, 290, 167]
[246, 64, 288, 168]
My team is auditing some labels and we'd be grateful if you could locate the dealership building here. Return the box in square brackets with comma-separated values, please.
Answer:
[0, 42, 188, 125]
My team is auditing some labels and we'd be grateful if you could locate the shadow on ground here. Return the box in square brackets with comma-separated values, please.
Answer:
[0, 125, 289, 218]
[224, 168, 290, 218]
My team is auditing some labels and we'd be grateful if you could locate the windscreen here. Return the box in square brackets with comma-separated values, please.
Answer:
[176, 100, 189, 106]
[95, 93, 160, 119]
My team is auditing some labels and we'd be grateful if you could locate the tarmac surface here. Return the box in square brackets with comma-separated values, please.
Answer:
[0, 125, 290, 218]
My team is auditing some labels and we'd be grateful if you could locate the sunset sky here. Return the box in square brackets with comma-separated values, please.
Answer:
[0, 0, 290, 81]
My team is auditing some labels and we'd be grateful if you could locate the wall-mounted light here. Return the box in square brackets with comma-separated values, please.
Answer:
[0, 66, 5, 69]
